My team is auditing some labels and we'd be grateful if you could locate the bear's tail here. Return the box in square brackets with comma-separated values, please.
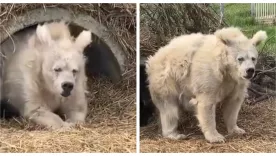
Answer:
[0, 99, 20, 119]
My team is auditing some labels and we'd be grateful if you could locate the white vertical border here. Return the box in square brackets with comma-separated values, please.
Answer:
[136, 2, 141, 154]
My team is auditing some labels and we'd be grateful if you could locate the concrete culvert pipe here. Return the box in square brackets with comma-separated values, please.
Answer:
[0, 8, 125, 84]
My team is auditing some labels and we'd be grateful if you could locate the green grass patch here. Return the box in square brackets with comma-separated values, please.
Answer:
[212, 3, 276, 55]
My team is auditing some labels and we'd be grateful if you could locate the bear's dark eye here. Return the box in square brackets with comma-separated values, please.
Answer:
[252, 57, 256, 61]
[72, 69, 78, 74]
[54, 68, 62, 72]
[238, 57, 244, 62]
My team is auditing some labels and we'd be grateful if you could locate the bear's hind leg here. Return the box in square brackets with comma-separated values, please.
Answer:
[157, 98, 187, 140]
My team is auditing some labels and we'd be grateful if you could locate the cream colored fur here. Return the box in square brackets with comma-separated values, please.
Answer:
[146, 27, 267, 143]
[2, 21, 92, 130]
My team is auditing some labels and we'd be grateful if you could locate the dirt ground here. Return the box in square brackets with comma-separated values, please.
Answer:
[140, 98, 276, 153]
[0, 74, 136, 153]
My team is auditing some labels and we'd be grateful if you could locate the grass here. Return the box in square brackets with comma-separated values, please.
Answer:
[213, 4, 276, 55]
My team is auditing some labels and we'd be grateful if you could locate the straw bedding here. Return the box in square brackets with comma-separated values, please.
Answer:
[140, 98, 276, 153]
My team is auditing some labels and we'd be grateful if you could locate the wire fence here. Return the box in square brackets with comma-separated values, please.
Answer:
[251, 3, 276, 24]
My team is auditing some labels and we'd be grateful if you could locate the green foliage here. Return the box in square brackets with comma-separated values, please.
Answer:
[213, 3, 276, 55]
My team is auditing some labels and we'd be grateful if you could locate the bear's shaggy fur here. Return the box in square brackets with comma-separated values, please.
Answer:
[146, 27, 267, 143]
[1, 21, 92, 129]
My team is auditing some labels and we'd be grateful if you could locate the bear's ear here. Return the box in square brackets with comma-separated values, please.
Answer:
[217, 37, 233, 46]
[36, 24, 53, 45]
[214, 27, 243, 46]
[251, 30, 267, 46]
[74, 30, 92, 52]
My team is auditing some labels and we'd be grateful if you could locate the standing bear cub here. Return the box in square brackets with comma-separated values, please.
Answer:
[146, 27, 267, 143]
[1, 21, 92, 129]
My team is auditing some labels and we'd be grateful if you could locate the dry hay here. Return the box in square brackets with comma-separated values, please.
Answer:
[0, 4, 136, 153]
[0, 3, 136, 58]
[140, 4, 224, 57]
[140, 98, 276, 153]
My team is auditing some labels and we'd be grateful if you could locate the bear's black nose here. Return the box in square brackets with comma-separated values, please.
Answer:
[246, 68, 255, 75]
[246, 68, 255, 78]
[62, 82, 74, 92]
